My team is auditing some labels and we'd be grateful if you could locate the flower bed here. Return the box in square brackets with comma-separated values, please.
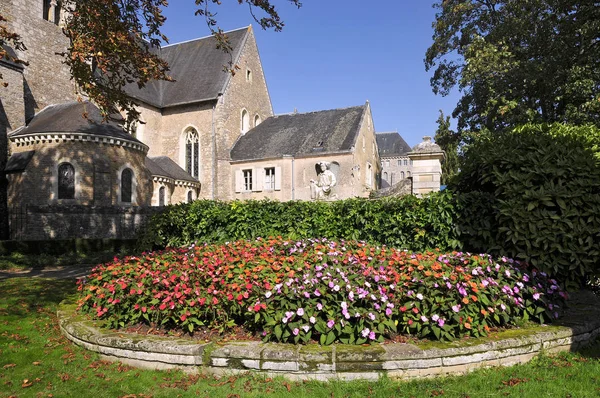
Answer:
[77, 238, 566, 345]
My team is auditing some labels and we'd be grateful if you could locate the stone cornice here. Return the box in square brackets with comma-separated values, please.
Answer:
[10, 132, 149, 154]
[152, 175, 201, 188]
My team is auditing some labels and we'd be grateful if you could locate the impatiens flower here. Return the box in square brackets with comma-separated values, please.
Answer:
[368, 331, 376, 340]
[341, 302, 347, 309]
[385, 308, 393, 317]
[333, 285, 340, 292]
[282, 317, 289, 324]
[297, 308, 304, 316]
[438, 319, 445, 327]
[302, 325, 310, 333]
[293, 328, 299, 336]
[452, 305, 461, 312]
[421, 315, 428, 322]
[314, 289, 321, 296]
[416, 293, 424, 300]
[327, 319, 335, 328]
[317, 303, 323, 311]
[432, 314, 439, 322]
[265, 291, 272, 298]
[361, 328, 370, 338]
[309, 316, 316, 324]
[368, 312, 376, 321]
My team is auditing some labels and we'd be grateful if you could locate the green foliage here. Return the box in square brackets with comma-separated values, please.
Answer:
[78, 238, 565, 343]
[452, 123, 600, 284]
[434, 110, 460, 185]
[138, 193, 463, 252]
[426, 0, 600, 133]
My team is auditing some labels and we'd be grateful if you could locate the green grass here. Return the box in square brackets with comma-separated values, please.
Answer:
[1, 278, 600, 397]
[0, 251, 117, 271]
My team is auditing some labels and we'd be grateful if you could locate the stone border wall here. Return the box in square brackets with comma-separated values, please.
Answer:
[58, 300, 600, 381]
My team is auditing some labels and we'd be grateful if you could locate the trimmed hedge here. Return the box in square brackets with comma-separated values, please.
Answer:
[452, 124, 600, 285]
[138, 193, 462, 253]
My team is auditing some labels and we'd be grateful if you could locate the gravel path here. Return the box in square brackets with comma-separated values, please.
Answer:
[0, 265, 95, 280]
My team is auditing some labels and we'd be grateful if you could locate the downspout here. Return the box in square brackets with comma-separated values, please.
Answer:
[211, 98, 219, 200]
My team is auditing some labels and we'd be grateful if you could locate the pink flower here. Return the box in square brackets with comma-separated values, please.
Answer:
[368, 312, 376, 321]
[368, 331, 376, 340]
[385, 308, 392, 317]
[309, 316, 316, 324]
[302, 325, 310, 333]
[327, 319, 335, 328]
[452, 305, 461, 312]
[293, 328, 299, 336]
[361, 328, 370, 338]
[438, 319, 445, 327]
[317, 303, 323, 311]
[533, 293, 540, 300]
[297, 308, 304, 316]
[421, 315, 428, 322]
[432, 314, 439, 322]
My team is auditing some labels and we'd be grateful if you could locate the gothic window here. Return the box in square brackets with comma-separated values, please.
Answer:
[241, 109, 250, 134]
[246, 69, 252, 82]
[121, 168, 133, 203]
[58, 163, 75, 199]
[254, 114, 261, 127]
[159, 186, 165, 207]
[383, 172, 388, 181]
[187, 190, 193, 203]
[185, 128, 199, 178]
[407, 171, 411, 178]
[243, 169, 253, 191]
[401, 171, 405, 179]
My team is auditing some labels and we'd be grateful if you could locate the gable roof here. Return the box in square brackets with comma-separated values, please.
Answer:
[9, 101, 142, 144]
[126, 27, 250, 108]
[146, 156, 198, 183]
[230, 105, 366, 161]
[375, 132, 412, 157]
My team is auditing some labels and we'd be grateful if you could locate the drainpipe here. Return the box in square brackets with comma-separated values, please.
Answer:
[283, 155, 295, 200]
[211, 99, 218, 200]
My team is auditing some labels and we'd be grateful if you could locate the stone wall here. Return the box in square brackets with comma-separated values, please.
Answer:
[2, 0, 76, 130]
[8, 140, 152, 207]
[10, 204, 160, 240]
[380, 155, 413, 189]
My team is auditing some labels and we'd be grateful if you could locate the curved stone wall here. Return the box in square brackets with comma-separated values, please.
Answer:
[58, 292, 600, 381]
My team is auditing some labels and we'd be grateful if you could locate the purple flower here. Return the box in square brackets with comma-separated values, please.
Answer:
[385, 308, 393, 317]
[438, 319, 445, 327]
[317, 303, 323, 311]
[368, 331, 376, 340]
[421, 315, 428, 323]
[314, 289, 321, 297]
[282, 317, 289, 324]
[293, 328, 299, 336]
[348, 291, 355, 301]
[368, 312, 376, 321]
[452, 305, 461, 312]
[327, 319, 335, 328]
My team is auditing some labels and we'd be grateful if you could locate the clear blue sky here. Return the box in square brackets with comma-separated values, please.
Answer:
[160, 1, 459, 147]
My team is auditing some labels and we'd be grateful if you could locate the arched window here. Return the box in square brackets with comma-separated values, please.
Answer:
[241, 109, 250, 134]
[58, 163, 75, 199]
[254, 114, 261, 127]
[158, 186, 166, 207]
[121, 168, 133, 203]
[54, 0, 61, 24]
[390, 173, 395, 186]
[185, 128, 199, 178]
[43, 0, 51, 21]
[401, 171, 405, 179]
[383, 172, 388, 181]
[187, 190, 193, 203]
[407, 171, 411, 178]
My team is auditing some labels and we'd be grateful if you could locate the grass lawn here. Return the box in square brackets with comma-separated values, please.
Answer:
[1, 278, 600, 398]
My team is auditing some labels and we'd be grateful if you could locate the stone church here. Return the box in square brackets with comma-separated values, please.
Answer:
[1, 0, 394, 239]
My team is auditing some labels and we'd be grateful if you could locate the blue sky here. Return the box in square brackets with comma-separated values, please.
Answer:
[160, 1, 459, 147]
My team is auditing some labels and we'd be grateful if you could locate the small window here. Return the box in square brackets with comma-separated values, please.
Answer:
[246, 69, 252, 82]
[398, 160, 402, 166]
[390, 173, 395, 186]
[385, 160, 390, 167]
[243, 169, 253, 191]
[407, 171, 411, 178]
[404, 159, 408, 166]
[58, 163, 75, 199]
[366, 163, 372, 187]
[401, 171, 405, 179]
[264, 167, 275, 190]
[158, 186, 166, 207]
[254, 114, 261, 127]
[187, 190, 193, 203]
[121, 168, 133, 203]
[383, 172, 388, 181]
[241, 109, 250, 134]
[410, 160, 414, 166]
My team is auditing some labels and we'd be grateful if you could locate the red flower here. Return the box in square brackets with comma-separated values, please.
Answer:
[400, 306, 407, 312]
[412, 307, 419, 314]
[199, 298, 206, 306]
[212, 297, 219, 305]
[159, 303, 167, 311]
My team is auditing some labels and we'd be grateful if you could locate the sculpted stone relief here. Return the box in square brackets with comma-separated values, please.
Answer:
[310, 161, 338, 200]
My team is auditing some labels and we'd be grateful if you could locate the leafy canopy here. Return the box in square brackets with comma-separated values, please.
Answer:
[425, 0, 600, 133]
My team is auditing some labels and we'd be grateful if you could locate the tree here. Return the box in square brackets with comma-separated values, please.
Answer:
[433, 110, 459, 185]
[425, 0, 600, 134]
[60, 0, 301, 129]
[0, 14, 27, 86]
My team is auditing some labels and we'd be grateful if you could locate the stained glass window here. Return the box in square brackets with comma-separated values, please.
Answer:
[58, 163, 75, 199]
[185, 129, 199, 178]
[121, 168, 133, 203]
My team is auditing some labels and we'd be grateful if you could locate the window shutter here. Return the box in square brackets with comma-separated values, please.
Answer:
[253, 168, 262, 191]
[274, 166, 282, 191]
[235, 169, 243, 193]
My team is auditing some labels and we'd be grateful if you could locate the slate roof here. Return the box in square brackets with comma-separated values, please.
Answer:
[375, 132, 412, 157]
[4, 150, 35, 174]
[8, 101, 142, 144]
[230, 105, 366, 161]
[126, 27, 250, 108]
[146, 156, 198, 183]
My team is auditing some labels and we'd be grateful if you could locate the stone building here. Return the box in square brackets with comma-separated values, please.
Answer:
[409, 136, 444, 196]
[230, 103, 380, 201]
[375, 132, 413, 188]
